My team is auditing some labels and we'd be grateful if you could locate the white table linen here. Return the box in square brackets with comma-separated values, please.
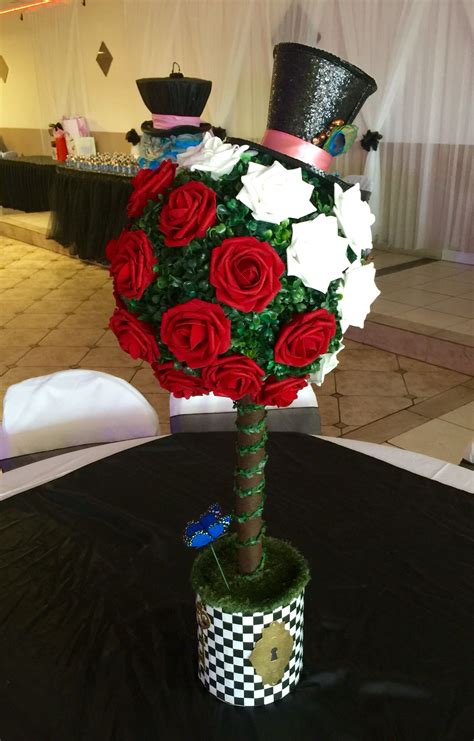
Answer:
[1, 434, 471, 503]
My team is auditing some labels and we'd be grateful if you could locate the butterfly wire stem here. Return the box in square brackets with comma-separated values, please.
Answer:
[210, 544, 231, 592]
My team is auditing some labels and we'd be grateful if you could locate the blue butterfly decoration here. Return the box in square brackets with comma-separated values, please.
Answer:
[184, 503, 231, 549]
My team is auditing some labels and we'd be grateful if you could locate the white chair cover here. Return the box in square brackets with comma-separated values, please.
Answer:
[170, 384, 318, 418]
[344, 174, 373, 193]
[0, 369, 159, 458]
[462, 440, 474, 464]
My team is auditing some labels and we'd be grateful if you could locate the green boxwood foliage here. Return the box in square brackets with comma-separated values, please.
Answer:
[124, 152, 348, 380]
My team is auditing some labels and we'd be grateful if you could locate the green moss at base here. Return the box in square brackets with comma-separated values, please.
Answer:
[191, 535, 310, 614]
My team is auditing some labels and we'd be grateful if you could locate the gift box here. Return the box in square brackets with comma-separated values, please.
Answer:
[62, 116, 90, 155]
[75, 137, 96, 157]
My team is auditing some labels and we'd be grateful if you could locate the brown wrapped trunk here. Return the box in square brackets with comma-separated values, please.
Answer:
[234, 395, 267, 576]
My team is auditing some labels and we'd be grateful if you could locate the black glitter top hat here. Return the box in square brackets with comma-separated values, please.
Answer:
[137, 63, 213, 138]
[230, 43, 376, 182]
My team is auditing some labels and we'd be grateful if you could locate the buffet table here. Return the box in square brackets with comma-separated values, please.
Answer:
[49, 166, 132, 262]
[0, 156, 132, 261]
[0, 155, 59, 212]
[0, 432, 472, 741]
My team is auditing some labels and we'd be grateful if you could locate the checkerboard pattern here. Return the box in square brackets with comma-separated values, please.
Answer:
[196, 590, 305, 706]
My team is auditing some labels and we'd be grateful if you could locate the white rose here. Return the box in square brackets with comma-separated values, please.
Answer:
[286, 214, 350, 294]
[333, 183, 375, 257]
[310, 343, 345, 386]
[176, 131, 249, 180]
[338, 261, 380, 333]
[236, 161, 316, 224]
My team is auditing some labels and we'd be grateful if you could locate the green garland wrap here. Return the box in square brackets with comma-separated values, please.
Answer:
[234, 456, 268, 479]
[241, 547, 267, 579]
[238, 432, 268, 456]
[236, 524, 267, 548]
[232, 480, 266, 498]
[234, 400, 268, 576]
[237, 421, 267, 435]
[236, 402, 264, 414]
[234, 503, 265, 523]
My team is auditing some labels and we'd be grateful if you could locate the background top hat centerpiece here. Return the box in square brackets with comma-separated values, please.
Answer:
[231, 43, 377, 177]
[137, 63, 213, 138]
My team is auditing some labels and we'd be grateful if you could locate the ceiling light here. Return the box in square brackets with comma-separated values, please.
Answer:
[0, 0, 57, 16]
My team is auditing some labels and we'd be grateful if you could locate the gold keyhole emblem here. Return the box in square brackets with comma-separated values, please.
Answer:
[196, 601, 211, 672]
[196, 601, 211, 630]
[250, 621, 294, 685]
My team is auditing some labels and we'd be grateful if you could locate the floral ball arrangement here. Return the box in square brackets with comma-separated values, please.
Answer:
[106, 132, 379, 405]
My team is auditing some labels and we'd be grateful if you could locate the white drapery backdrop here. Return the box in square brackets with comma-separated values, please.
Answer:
[2, 0, 472, 260]
[338, 0, 426, 233]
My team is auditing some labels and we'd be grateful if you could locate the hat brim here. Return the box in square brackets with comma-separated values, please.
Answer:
[141, 121, 212, 138]
[227, 137, 349, 191]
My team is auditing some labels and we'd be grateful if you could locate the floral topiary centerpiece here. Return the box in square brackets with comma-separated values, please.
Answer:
[107, 44, 378, 706]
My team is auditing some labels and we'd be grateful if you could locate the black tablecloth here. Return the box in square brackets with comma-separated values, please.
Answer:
[49, 167, 132, 262]
[0, 156, 58, 212]
[0, 433, 472, 741]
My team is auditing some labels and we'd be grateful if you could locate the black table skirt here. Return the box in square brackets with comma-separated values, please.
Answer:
[0, 157, 131, 262]
[0, 433, 472, 741]
[49, 167, 132, 263]
[0, 156, 58, 212]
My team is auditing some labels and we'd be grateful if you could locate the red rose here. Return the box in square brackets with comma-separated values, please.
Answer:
[109, 307, 159, 363]
[152, 361, 207, 399]
[160, 299, 231, 368]
[274, 309, 336, 367]
[106, 229, 157, 300]
[202, 355, 264, 401]
[255, 375, 309, 407]
[210, 236, 284, 312]
[159, 181, 216, 246]
[113, 288, 126, 311]
[127, 160, 177, 218]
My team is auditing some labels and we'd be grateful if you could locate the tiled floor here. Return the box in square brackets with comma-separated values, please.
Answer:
[372, 261, 474, 348]
[0, 234, 473, 464]
[0, 210, 50, 234]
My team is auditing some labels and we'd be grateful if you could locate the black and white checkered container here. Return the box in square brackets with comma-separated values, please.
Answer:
[196, 590, 305, 706]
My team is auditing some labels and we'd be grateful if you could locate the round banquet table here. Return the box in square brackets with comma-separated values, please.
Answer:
[0, 432, 472, 741]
